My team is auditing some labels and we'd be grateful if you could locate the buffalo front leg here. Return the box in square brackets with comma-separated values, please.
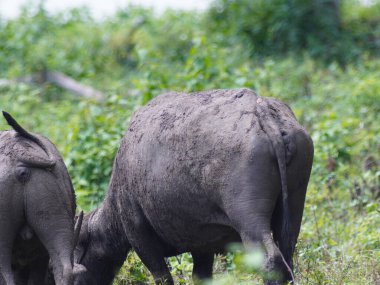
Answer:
[124, 205, 173, 285]
[132, 237, 173, 285]
[191, 252, 214, 284]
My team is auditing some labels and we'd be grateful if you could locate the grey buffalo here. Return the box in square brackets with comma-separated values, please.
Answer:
[74, 89, 314, 285]
[0, 112, 84, 285]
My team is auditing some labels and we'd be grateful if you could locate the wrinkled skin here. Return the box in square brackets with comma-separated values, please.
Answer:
[0, 113, 82, 285]
[75, 89, 314, 285]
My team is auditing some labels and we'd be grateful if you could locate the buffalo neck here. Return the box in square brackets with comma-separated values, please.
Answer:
[90, 190, 130, 262]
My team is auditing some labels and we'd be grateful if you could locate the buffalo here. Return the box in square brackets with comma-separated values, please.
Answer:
[74, 89, 314, 284]
[0, 112, 84, 285]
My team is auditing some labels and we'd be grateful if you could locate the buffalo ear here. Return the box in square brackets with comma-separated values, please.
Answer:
[19, 156, 56, 169]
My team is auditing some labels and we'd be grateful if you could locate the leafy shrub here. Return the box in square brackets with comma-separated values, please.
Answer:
[207, 0, 380, 64]
[64, 95, 139, 210]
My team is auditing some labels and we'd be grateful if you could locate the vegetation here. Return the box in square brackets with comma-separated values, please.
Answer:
[0, 0, 379, 284]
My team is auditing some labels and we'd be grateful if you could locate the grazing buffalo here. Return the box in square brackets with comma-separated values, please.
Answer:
[0, 112, 84, 285]
[74, 89, 314, 285]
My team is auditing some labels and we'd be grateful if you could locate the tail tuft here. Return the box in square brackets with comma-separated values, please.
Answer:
[3, 111, 33, 139]
[2, 111, 48, 153]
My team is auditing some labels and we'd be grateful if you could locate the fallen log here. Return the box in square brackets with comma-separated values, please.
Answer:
[0, 71, 104, 101]
[44, 71, 104, 100]
[0, 79, 15, 87]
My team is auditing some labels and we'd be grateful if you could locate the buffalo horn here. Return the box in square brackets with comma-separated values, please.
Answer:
[74, 211, 84, 248]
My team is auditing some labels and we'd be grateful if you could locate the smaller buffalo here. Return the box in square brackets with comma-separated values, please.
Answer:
[74, 89, 314, 285]
[0, 112, 84, 285]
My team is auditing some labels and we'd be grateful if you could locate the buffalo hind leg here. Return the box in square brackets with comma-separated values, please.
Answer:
[240, 229, 288, 285]
[25, 177, 74, 285]
[228, 193, 288, 283]
[0, 246, 14, 285]
[26, 219, 74, 285]
[191, 252, 214, 284]
[0, 209, 22, 285]
[271, 200, 296, 283]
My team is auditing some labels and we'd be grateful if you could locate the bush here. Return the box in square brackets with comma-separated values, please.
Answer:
[207, 0, 380, 64]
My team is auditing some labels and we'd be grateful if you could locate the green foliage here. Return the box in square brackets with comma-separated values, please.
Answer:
[64, 95, 138, 209]
[0, 2, 379, 284]
[207, 0, 380, 64]
[343, 0, 380, 55]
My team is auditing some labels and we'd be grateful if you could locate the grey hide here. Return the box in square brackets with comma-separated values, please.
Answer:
[0, 112, 83, 285]
[74, 89, 314, 285]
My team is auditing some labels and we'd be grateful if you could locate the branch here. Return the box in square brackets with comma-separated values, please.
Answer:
[45, 71, 104, 101]
[0, 71, 104, 101]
